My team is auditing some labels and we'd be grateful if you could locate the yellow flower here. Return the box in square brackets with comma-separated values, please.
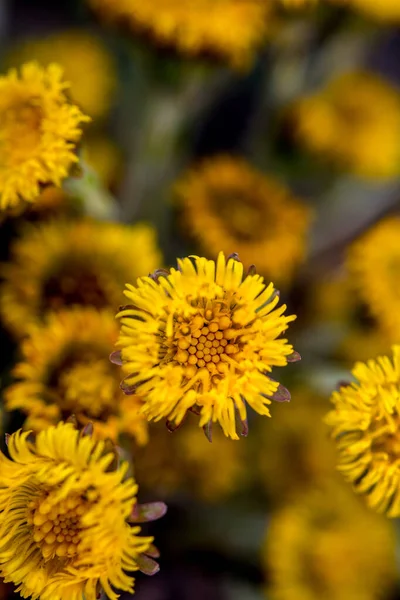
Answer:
[88, 0, 272, 69]
[326, 345, 400, 517]
[0, 61, 89, 211]
[292, 71, 400, 179]
[116, 252, 298, 440]
[0, 219, 161, 338]
[331, 0, 400, 21]
[133, 417, 245, 501]
[7, 30, 116, 119]
[174, 156, 312, 286]
[0, 422, 153, 600]
[254, 388, 337, 504]
[264, 482, 397, 600]
[347, 216, 400, 335]
[5, 308, 148, 444]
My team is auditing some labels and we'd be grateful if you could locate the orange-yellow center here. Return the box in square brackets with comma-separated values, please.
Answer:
[0, 100, 43, 167]
[164, 301, 249, 383]
[27, 493, 92, 560]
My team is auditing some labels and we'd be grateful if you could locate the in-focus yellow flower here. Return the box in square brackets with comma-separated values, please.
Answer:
[5, 308, 148, 444]
[347, 216, 400, 336]
[88, 0, 272, 69]
[326, 345, 400, 517]
[264, 482, 397, 600]
[292, 71, 400, 179]
[116, 252, 298, 440]
[0, 422, 153, 600]
[254, 388, 336, 504]
[7, 30, 116, 119]
[0, 219, 161, 338]
[133, 417, 245, 501]
[175, 156, 312, 286]
[331, 0, 400, 22]
[0, 62, 89, 211]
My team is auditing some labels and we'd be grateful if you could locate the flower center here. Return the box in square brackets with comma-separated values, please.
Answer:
[41, 264, 109, 312]
[0, 100, 43, 168]
[162, 299, 249, 385]
[211, 190, 264, 241]
[59, 360, 119, 416]
[27, 492, 94, 560]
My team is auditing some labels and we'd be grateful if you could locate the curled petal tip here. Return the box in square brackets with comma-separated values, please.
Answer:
[271, 383, 291, 402]
[130, 501, 168, 523]
[203, 420, 213, 443]
[109, 350, 123, 366]
[287, 351, 301, 363]
[136, 554, 160, 576]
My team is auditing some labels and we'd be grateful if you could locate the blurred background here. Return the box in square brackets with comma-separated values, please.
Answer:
[1, 0, 400, 598]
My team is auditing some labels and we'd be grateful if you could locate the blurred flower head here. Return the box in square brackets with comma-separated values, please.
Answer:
[88, 0, 272, 69]
[264, 482, 397, 600]
[326, 345, 400, 517]
[0, 219, 161, 338]
[291, 71, 400, 179]
[116, 252, 297, 440]
[5, 308, 148, 444]
[0, 422, 153, 600]
[331, 0, 400, 22]
[348, 216, 400, 337]
[7, 30, 117, 120]
[133, 417, 246, 501]
[0, 62, 89, 211]
[174, 156, 312, 286]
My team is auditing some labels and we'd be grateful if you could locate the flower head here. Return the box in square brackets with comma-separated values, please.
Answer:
[7, 30, 116, 120]
[0, 61, 89, 211]
[116, 252, 297, 440]
[292, 71, 400, 179]
[264, 483, 397, 600]
[347, 216, 400, 336]
[133, 417, 245, 501]
[174, 156, 312, 286]
[331, 0, 400, 21]
[88, 0, 272, 69]
[0, 422, 153, 600]
[5, 308, 148, 444]
[0, 219, 161, 338]
[326, 345, 400, 517]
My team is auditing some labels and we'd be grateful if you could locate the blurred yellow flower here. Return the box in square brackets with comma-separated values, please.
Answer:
[0, 422, 153, 600]
[326, 345, 400, 517]
[89, 0, 272, 69]
[264, 483, 397, 600]
[8, 30, 116, 119]
[0, 62, 89, 211]
[175, 156, 312, 286]
[331, 0, 400, 21]
[116, 252, 297, 439]
[348, 216, 400, 336]
[292, 72, 400, 179]
[133, 418, 245, 501]
[5, 308, 148, 444]
[0, 219, 161, 338]
[254, 388, 336, 504]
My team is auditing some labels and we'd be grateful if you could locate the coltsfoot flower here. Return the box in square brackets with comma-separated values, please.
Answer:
[0, 422, 156, 600]
[115, 252, 298, 440]
[174, 156, 312, 286]
[347, 216, 400, 336]
[0, 62, 89, 211]
[326, 345, 400, 517]
[5, 308, 148, 444]
[291, 71, 400, 179]
[0, 219, 161, 338]
[7, 30, 116, 120]
[264, 482, 397, 600]
[88, 0, 272, 70]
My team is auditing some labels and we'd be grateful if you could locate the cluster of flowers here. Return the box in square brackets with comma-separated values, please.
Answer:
[1, 1, 400, 599]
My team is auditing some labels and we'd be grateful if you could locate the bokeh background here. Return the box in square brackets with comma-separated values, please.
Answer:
[1, 0, 400, 599]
